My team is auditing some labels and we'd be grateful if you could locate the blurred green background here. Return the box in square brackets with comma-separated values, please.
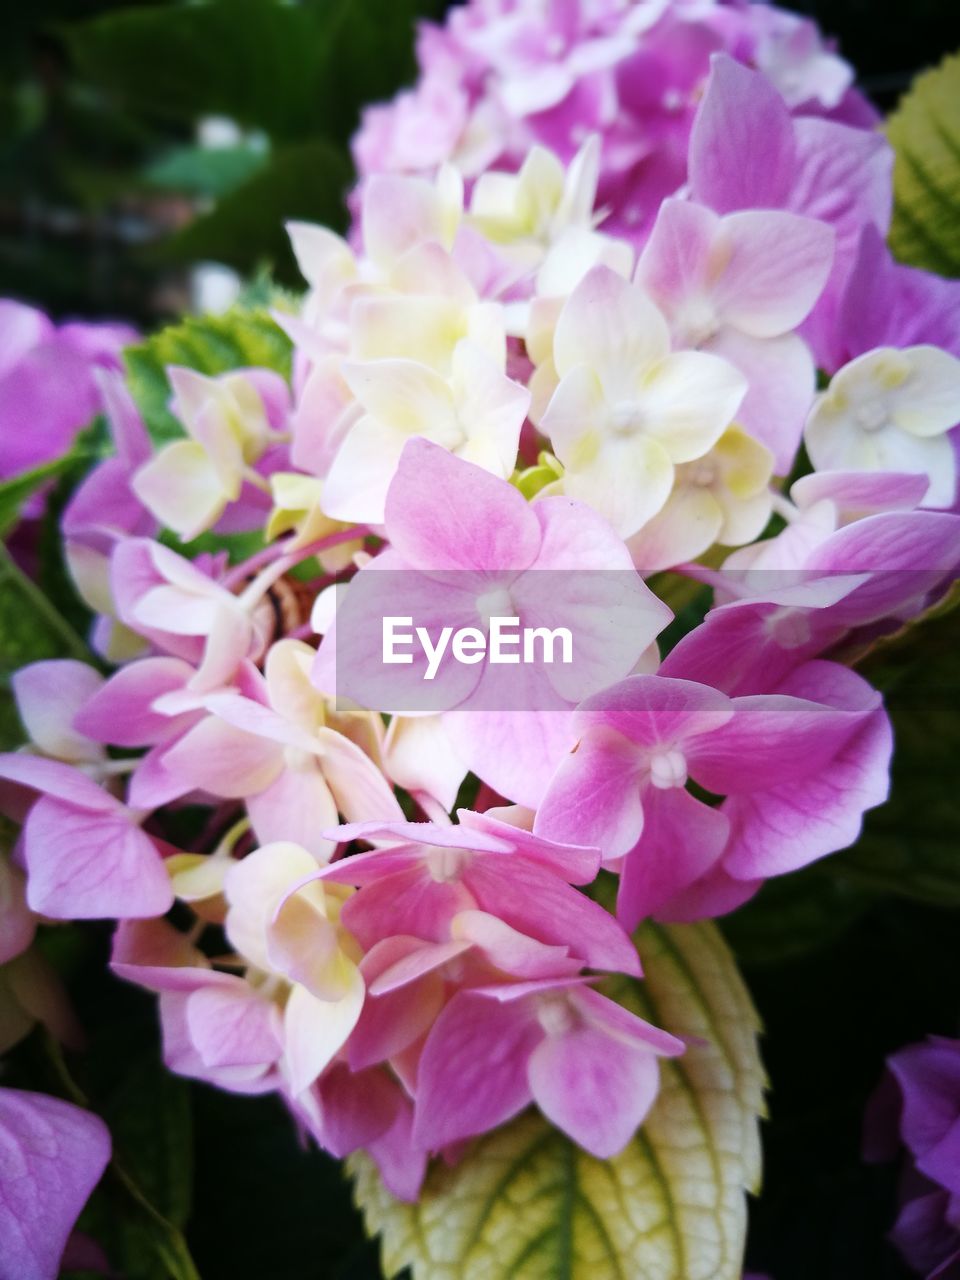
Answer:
[2, 0, 958, 325]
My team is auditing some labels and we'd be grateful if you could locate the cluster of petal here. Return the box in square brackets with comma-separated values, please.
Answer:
[353, 0, 875, 249]
[4, 0, 960, 1224]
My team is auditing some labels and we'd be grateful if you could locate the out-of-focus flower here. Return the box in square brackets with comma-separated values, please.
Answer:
[0, 300, 135, 479]
[865, 1035, 960, 1278]
[352, 0, 876, 255]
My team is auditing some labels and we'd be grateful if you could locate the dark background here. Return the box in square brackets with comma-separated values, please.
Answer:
[2, 3, 959, 1278]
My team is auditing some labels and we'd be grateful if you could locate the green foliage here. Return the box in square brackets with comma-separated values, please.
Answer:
[124, 306, 292, 444]
[351, 921, 764, 1280]
[145, 143, 269, 199]
[830, 601, 960, 903]
[887, 50, 960, 275]
[0, 453, 91, 541]
[156, 140, 352, 277]
[61, 0, 447, 281]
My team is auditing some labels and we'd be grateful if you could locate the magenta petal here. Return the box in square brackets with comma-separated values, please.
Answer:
[465, 855, 641, 975]
[340, 865, 475, 950]
[412, 990, 540, 1150]
[528, 1025, 661, 1157]
[618, 787, 730, 930]
[0, 1088, 110, 1280]
[367, 1093, 427, 1203]
[533, 728, 645, 860]
[313, 1063, 401, 1159]
[23, 797, 173, 920]
[689, 55, 795, 213]
[721, 691, 892, 879]
[456, 807, 600, 884]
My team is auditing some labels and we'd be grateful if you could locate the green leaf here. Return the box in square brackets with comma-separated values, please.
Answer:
[350, 921, 765, 1280]
[887, 51, 960, 275]
[155, 141, 352, 280]
[124, 307, 292, 445]
[0, 452, 89, 540]
[144, 142, 270, 199]
[830, 601, 960, 902]
[64, 0, 328, 141]
[0, 543, 93, 673]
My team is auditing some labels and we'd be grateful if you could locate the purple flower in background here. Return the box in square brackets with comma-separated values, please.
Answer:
[0, 299, 136, 479]
[865, 1035, 960, 1278]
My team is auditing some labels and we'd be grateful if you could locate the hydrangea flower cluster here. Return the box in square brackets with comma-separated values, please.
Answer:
[2, 32, 960, 1242]
[353, 0, 880, 250]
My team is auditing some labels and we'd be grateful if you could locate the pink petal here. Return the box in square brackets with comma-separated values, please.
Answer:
[412, 990, 540, 1150]
[23, 798, 173, 920]
[11, 662, 103, 763]
[311, 1063, 401, 1158]
[712, 209, 835, 338]
[528, 1025, 662, 1157]
[185, 983, 282, 1069]
[465, 855, 641, 976]
[689, 687, 882, 795]
[456, 807, 600, 884]
[350, 939, 449, 1070]
[452, 910, 579, 979]
[341, 865, 475, 951]
[0, 1088, 110, 1280]
[703, 329, 813, 474]
[689, 55, 796, 213]
[384, 438, 542, 572]
[532, 728, 645, 860]
[617, 787, 731, 930]
[160, 715, 282, 798]
[721, 670, 892, 879]
[442, 706, 576, 809]
[246, 765, 339, 861]
[367, 1093, 427, 1203]
[74, 657, 195, 747]
[0, 755, 116, 813]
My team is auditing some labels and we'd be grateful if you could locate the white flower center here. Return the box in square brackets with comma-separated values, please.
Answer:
[476, 585, 514, 628]
[537, 994, 576, 1036]
[427, 846, 467, 884]
[768, 608, 812, 649]
[855, 397, 889, 433]
[649, 748, 687, 789]
[688, 459, 718, 488]
[610, 400, 646, 436]
[283, 746, 314, 772]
